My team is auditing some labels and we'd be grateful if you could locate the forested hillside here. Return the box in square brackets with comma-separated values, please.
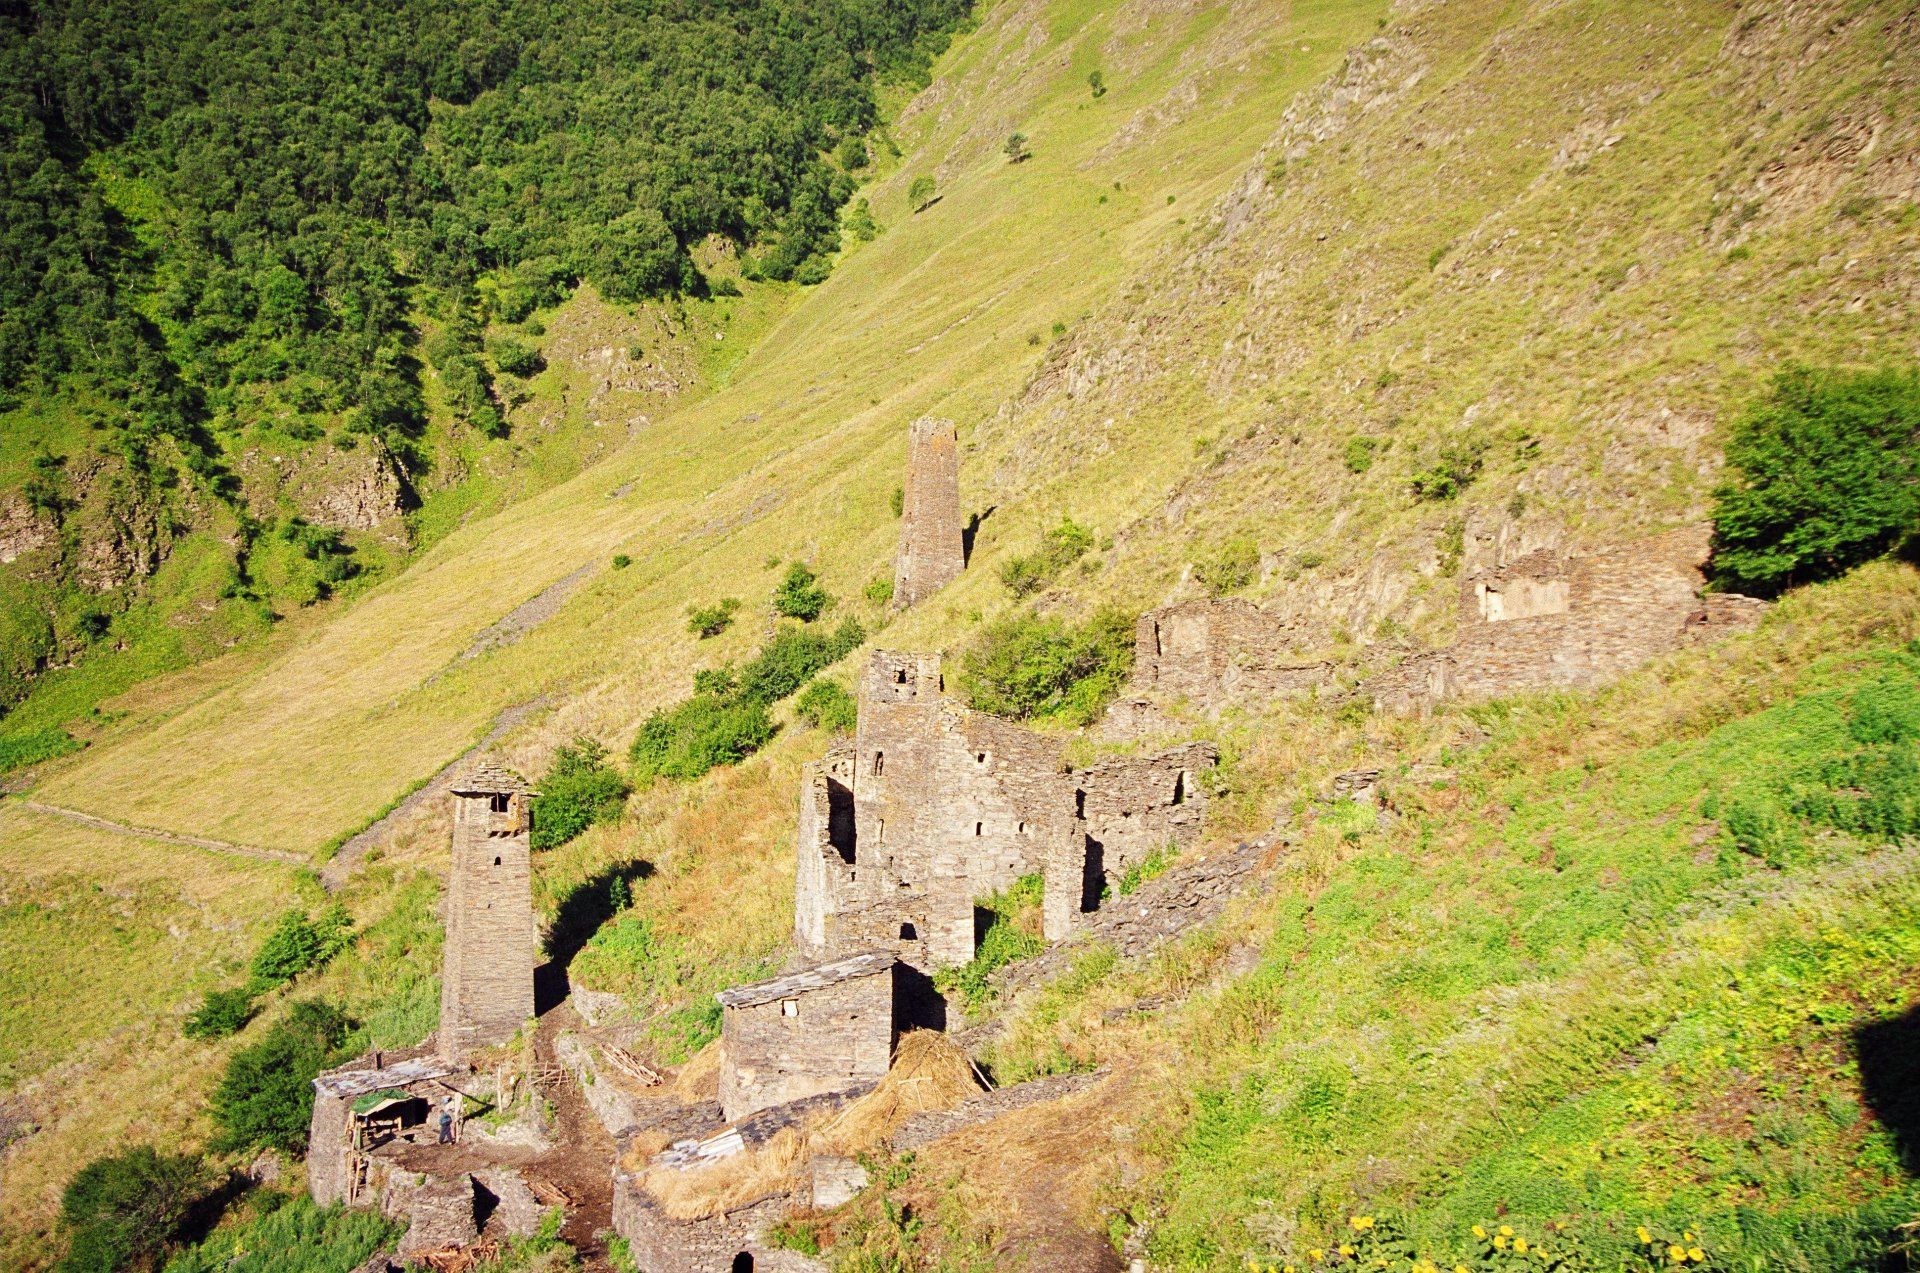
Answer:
[0, 0, 963, 731]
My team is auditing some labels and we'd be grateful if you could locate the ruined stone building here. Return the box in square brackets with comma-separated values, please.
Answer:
[793, 650, 1215, 975]
[440, 761, 539, 1058]
[891, 415, 964, 608]
[716, 950, 898, 1121]
[1368, 524, 1766, 710]
[1129, 598, 1332, 710]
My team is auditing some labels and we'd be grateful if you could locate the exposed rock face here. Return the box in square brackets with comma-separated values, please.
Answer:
[305, 441, 407, 532]
[0, 495, 54, 565]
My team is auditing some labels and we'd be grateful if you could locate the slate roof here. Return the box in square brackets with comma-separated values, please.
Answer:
[715, 950, 896, 1009]
[448, 756, 535, 796]
[314, 1057, 461, 1100]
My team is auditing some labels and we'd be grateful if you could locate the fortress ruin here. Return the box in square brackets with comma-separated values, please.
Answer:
[1368, 524, 1766, 710]
[1128, 597, 1331, 711]
[891, 415, 964, 607]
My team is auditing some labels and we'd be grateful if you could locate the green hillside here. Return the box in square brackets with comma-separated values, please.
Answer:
[2, 0, 1918, 1267]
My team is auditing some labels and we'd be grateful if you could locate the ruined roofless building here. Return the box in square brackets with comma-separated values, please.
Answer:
[439, 760, 538, 1058]
[891, 416, 964, 608]
[794, 650, 1215, 974]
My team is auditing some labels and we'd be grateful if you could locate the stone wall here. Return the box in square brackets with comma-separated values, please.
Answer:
[1368, 525, 1766, 711]
[795, 651, 1216, 975]
[892, 416, 964, 608]
[717, 953, 896, 1122]
[440, 772, 538, 1058]
[1131, 599, 1331, 711]
[612, 1176, 792, 1273]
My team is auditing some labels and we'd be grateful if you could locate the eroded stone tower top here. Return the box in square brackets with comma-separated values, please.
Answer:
[439, 756, 538, 1059]
[892, 416, 964, 608]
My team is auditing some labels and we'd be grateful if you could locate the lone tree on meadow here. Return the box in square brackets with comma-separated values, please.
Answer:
[1004, 132, 1031, 163]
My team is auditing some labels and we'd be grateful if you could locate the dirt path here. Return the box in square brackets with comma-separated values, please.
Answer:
[319, 697, 548, 890]
[10, 799, 305, 865]
[527, 1004, 618, 1270]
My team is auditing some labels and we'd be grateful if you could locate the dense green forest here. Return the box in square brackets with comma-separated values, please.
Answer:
[0, 0, 965, 718]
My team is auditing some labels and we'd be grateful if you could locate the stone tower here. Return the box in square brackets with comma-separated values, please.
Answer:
[439, 759, 538, 1058]
[892, 416, 964, 608]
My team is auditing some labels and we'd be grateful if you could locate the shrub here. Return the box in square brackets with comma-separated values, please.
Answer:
[1343, 436, 1378, 473]
[611, 554, 631, 569]
[210, 1001, 351, 1153]
[57, 1147, 209, 1273]
[531, 737, 630, 850]
[248, 905, 353, 992]
[846, 199, 879, 243]
[936, 874, 1043, 1013]
[889, 485, 904, 517]
[796, 679, 858, 734]
[1409, 437, 1488, 501]
[184, 987, 258, 1041]
[955, 606, 1133, 724]
[488, 337, 543, 378]
[162, 1194, 402, 1273]
[738, 620, 865, 702]
[1000, 514, 1094, 597]
[864, 576, 895, 604]
[837, 135, 870, 171]
[630, 693, 776, 783]
[1192, 536, 1260, 596]
[1088, 70, 1106, 98]
[1004, 132, 1031, 163]
[686, 596, 742, 638]
[1710, 366, 1920, 594]
[907, 175, 937, 212]
[773, 563, 831, 621]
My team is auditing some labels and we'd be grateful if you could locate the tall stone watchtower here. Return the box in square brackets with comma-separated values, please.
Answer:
[439, 759, 538, 1058]
[892, 416, 964, 608]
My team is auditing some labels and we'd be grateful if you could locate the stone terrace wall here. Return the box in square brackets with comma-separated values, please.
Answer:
[1133, 599, 1331, 711]
[892, 416, 964, 608]
[612, 1179, 791, 1273]
[1369, 525, 1765, 711]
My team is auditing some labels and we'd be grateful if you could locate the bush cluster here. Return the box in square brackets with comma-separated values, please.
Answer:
[686, 597, 742, 638]
[210, 1001, 352, 1153]
[1000, 514, 1094, 597]
[1710, 365, 1920, 594]
[955, 606, 1133, 725]
[631, 619, 864, 782]
[773, 563, 832, 621]
[1192, 536, 1260, 596]
[530, 736, 631, 850]
[936, 874, 1043, 1013]
[55, 1147, 209, 1273]
[1408, 438, 1488, 502]
[795, 678, 858, 734]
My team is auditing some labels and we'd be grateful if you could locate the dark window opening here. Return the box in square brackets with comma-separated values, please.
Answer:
[974, 752, 987, 765]
[1172, 771, 1187, 806]
[1017, 821, 1028, 835]
[873, 751, 885, 776]
[974, 821, 983, 836]
[732, 1254, 754, 1273]
[1080, 836, 1106, 914]
[487, 793, 510, 814]
[1074, 789, 1086, 819]
[894, 668, 907, 684]
[899, 922, 917, 940]
[493, 856, 502, 866]
[827, 778, 856, 864]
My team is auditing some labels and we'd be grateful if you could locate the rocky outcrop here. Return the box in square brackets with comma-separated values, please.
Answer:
[243, 440, 408, 537]
[0, 495, 55, 566]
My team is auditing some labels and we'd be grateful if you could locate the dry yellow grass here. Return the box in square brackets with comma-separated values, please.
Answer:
[818, 1030, 985, 1155]
[639, 1127, 809, 1220]
[666, 1041, 722, 1103]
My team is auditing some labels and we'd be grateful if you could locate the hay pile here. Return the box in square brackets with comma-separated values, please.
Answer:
[818, 1029, 986, 1154]
[667, 1040, 721, 1101]
[640, 1128, 808, 1220]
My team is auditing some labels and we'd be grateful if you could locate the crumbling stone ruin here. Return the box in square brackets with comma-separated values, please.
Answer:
[1367, 525, 1766, 710]
[793, 650, 1216, 976]
[309, 1055, 465, 1209]
[716, 951, 898, 1122]
[1128, 597, 1331, 711]
[440, 761, 538, 1058]
[891, 415, 964, 608]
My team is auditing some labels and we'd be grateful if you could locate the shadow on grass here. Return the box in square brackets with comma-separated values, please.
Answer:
[1855, 1000, 1920, 1175]
[536, 859, 653, 1014]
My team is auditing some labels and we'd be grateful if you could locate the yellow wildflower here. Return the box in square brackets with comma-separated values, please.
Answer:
[1499, 1225, 1515, 1237]
[1456, 1267, 1470, 1273]
[1494, 1236, 1508, 1250]
[1513, 1238, 1529, 1254]
[1472, 1225, 1487, 1240]
[1310, 1251, 1326, 1262]
[1683, 1233, 1695, 1243]
[1340, 1244, 1356, 1257]
[1668, 1245, 1687, 1263]
[1352, 1216, 1376, 1231]
[1637, 1227, 1653, 1245]
[1688, 1250, 1705, 1263]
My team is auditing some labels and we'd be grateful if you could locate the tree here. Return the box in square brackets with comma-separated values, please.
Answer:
[1710, 366, 1920, 594]
[210, 1000, 351, 1152]
[1088, 70, 1107, 98]
[57, 1147, 209, 1273]
[530, 736, 630, 849]
[907, 175, 938, 213]
[1004, 132, 1031, 164]
[583, 208, 686, 301]
[956, 607, 1135, 724]
[773, 563, 831, 621]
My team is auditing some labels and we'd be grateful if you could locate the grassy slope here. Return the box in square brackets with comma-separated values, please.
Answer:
[3, 0, 1918, 1264]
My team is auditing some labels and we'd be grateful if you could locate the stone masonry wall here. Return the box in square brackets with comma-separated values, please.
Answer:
[1133, 598, 1331, 711]
[892, 416, 964, 608]
[797, 651, 1217, 974]
[717, 961, 895, 1122]
[612, 1175, 790, 1273]
[440, 791, 537, 1057]
[1369, 525, 1765, 711]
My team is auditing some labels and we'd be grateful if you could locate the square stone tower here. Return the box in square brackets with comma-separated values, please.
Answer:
[892, 416, 964, 608]
[439, 759, 538, 1058]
